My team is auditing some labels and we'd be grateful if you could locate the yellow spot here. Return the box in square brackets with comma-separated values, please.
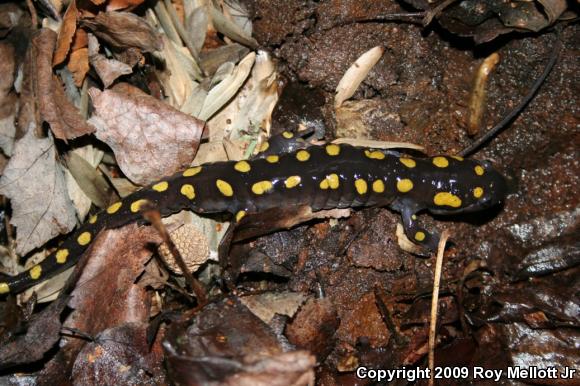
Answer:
[415, 231, 426, 242]
[107, 202, 122, 214]
[434, 192, 462, 208]
[399, 158, 416, 168]
[355, 179, 368, 195]
[236, 211, 246, 222]
[78, 232, 92, 246]
[181, 184, 195, 200]
[296, 150, 310, 162]
[285, 176, 301, 188]
[412, 214, 417, 220]
[56, 249, 69, 264]
[365, 150, 385, 160]
[451, 156, 464, 161]
[396, 178, 414, 193]
[475, 165, 485, 176]
[89, 215, 98, 224]
[234, 161, 251, 173]
[252, 181, 274, 195]
[216, 180, 233, 197]
[0, 283, 9, 294]
[259, 141, 270, 152]
[266, 155, 279, 163]
[29, 265, 42, 280]
[183, 166, 202, 177]
[372, 180, 385, 193]
[473, 187, 484, 198]
[130, 199, 148, 213]
[282, 131, 294, 139]
[319, 174, 339, 190]
[152, 181, 168, 192]
[326, 144, 340, 156]
[433, 156, 449, 168]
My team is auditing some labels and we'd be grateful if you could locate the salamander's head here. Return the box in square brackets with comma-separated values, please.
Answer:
[425, 157, 507, 215]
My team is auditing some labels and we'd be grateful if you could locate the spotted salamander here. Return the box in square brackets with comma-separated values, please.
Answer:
[0, 133, 507, 295]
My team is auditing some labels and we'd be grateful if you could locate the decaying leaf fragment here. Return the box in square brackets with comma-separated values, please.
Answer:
[87, 33, 132, 88]
[0, 128, 76, 255]
[53, 0, 78, 67]
[82, 11, 163, 53]
[88, 83, 204, 185]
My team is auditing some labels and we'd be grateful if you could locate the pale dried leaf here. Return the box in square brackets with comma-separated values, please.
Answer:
[185, 6, 208, 54]
[200, 43, 250, 76]
[222, 0, 252, 36]
[198, 51, 255, 121]
[335, 46, 384, 109]
[88, 83, 204, 185]
[240, 292, 307, 324]
[0, 129, 76, 255]
[65, 146, 108, 216]
[208, 5, 258, 49]
[180, 82, 207, 117]
[206, 50, 278, 159]
[153, 35, 197, 109]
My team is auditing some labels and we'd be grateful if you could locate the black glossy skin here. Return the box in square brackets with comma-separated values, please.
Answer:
[0, 137, 507, 295]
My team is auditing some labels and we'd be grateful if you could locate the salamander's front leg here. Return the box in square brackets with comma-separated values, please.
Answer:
[393, 200, 440, 252]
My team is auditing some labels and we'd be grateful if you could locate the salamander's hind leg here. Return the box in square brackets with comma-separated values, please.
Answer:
[393, 200, 440, 252]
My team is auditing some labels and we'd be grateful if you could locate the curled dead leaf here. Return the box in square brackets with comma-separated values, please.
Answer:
[87, 33, 132, 88]
[53, 0, 78, 67]
[82, 11, 163, 53]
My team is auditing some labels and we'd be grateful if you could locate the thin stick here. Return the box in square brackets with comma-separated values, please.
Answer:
[144, 209, 207, 305]
[428, 230, 450, 386]
[25, 0, 38, 29]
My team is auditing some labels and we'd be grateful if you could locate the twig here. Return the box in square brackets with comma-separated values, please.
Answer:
[144, 209, 207, 305]
[428, 230, 450, 386]
[25, 0, 38, 29]
[459, 34, 561, 157]
[422, 0, 459, 27]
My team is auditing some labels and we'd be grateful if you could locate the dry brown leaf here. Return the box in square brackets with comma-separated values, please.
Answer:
[20, 29, 95, 140]
[0, 42, 16, 156]
[53, 0, 78, 67]
[88, 83, 204, 185]
[82, 11, 163, 53]
[106, 0, 146, 12]
[68, 48, 89, 87]
[240, 292, 307, 324]
[88, 33, 132, 88]
[0, 128, 76, 255]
